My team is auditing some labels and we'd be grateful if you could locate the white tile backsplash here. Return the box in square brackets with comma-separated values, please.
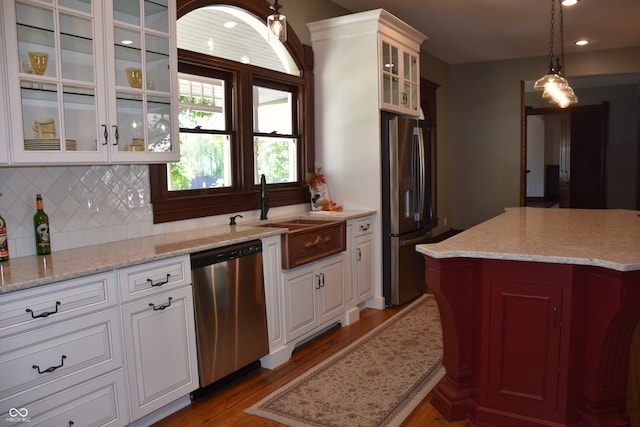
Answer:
[0, 164, 308, 259]
[0, 165, 152, 257]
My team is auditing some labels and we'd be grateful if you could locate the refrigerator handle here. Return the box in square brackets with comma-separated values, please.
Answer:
[414, 125, 426, 223]
[399, 231, 432, 246]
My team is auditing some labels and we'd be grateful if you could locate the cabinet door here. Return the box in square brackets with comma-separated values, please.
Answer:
[354, 234, 373, 303]
[121, 285, 198, 421]
[317, 255, 345, 324]
[487, 280, 563, 417]
[2, 0, 109, 164]
[282, 264, 317, 343]
[380, 38, 401, 112]
[402, 50, 420, 115]
[106, 0, 179, 163]
[0, 30, 10, 165]
[379, 36, 420, 117]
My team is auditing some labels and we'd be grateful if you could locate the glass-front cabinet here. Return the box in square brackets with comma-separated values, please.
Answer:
[379, 36, 420, 117]
[0, 28, 10, 165]
[1, 0, 178, 164]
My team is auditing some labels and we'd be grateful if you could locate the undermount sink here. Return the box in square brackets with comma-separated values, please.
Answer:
[265, 219, 346, 269]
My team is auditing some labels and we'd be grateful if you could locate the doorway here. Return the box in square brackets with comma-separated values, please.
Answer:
[523, 102, 609, 209]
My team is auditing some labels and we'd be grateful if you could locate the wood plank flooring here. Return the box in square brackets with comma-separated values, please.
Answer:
[152, 301, 475, 427]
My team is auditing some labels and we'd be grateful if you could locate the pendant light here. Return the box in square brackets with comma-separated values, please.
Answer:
[534, 0, 577, 108]
[267, 0, 287, 42]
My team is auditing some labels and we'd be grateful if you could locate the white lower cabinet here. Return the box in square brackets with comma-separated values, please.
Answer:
[117, 255, 197, 422]
[353, 216, 375, 304]
[0, 273, 128, 427]
[282, 253, 345, 343]
[0, 254, 198, 426]
[121, 285, 198, 421]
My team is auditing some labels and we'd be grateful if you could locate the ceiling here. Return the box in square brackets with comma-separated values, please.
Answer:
[330, 0, 640, 65]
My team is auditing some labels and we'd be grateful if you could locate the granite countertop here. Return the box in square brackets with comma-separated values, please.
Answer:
[0, 209, 375, 294]
[416, 207, 640, 271]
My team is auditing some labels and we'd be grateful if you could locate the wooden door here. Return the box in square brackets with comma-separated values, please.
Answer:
[569, 102, 609, 208]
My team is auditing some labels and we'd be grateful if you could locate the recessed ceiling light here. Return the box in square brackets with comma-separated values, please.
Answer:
[561, 0, 578, 5]
[224, 21, 237, 29]
[240, 55, 250, 64]
[575, 39, 589, 46]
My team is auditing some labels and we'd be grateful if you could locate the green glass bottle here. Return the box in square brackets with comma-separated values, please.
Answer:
[34, 194, 51, 255]
[0, 211, 9, 262]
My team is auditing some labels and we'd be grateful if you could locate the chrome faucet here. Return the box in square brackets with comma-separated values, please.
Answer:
[260, 174, 269, 220]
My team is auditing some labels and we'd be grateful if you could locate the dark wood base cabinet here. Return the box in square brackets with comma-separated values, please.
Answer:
[424, 256, 640, 427]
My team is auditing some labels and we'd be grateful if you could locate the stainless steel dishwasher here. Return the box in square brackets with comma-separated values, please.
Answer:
[190, 240, 268, 389]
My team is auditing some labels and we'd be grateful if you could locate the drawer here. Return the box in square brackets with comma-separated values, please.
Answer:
[1, 369, 128, 427]
[354, 216, 374, 237]
[0, 272, 117, 338]
[0, 307, 123, 405]
[118, 255, 191, 302]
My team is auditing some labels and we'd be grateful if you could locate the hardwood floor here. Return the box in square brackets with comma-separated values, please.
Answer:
[152, 302, 475, 427]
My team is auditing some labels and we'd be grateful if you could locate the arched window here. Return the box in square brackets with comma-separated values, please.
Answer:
[150, 0, 314, 223]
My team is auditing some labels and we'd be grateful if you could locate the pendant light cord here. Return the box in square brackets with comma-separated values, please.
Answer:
[548, 0, 556, 72]
[559, 3, 566, 77]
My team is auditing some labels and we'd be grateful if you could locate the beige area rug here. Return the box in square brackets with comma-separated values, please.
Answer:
[245, 294, 445, 427]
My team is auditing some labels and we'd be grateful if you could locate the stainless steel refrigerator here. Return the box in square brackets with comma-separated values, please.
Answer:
[381, 112, 432, 306]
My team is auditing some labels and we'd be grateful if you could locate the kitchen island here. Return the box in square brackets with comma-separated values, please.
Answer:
[417, 207, 640, 427]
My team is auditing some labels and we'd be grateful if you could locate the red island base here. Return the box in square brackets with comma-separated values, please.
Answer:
[424, 256, 640, 427]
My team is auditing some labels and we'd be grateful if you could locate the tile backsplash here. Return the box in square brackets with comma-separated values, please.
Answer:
[0, 165, 304, 259]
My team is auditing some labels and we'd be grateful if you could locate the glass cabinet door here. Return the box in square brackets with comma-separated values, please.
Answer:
[110, 0, 177, 161]
[0, 29, 9, 165]
[10, 0, 103, 162]
[381, 40, 400, 109]
[379, 36, 421, 117]
[403, 50, 419, 114]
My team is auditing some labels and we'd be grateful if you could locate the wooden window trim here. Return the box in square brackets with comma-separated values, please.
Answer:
[150, 0, 314, 224]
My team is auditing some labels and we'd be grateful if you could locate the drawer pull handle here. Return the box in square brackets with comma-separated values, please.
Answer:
[149, 297, 173, 311]
[26, 301, 61, 319]
[101, 124, 108, 145]
[112, 125, 119, 145]
[147, 273, 171, 287]
[360, 223, 370, 231]
[33, 354, 66, 374]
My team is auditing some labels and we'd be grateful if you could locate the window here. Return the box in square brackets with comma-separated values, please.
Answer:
[172, 74, 231, 190]
[253, 82, 298, 184]
[150, 1, 313, 223]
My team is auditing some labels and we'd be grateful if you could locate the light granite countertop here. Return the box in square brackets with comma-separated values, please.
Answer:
[0, 209, 375, 294]
[416, 207, 640, 271]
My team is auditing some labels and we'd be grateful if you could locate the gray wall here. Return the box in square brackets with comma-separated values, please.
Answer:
[447, 47, 640, 230]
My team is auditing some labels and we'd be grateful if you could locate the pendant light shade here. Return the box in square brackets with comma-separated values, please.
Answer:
[267, 0, 287, 42]
[534, 0, 577, 108]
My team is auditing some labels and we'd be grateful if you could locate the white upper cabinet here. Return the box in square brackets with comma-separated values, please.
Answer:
[1, 0, 179, 165]
[308, 9, 427, 118]
[380, 36, 421, 116]
[0, 17, 10, 166]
